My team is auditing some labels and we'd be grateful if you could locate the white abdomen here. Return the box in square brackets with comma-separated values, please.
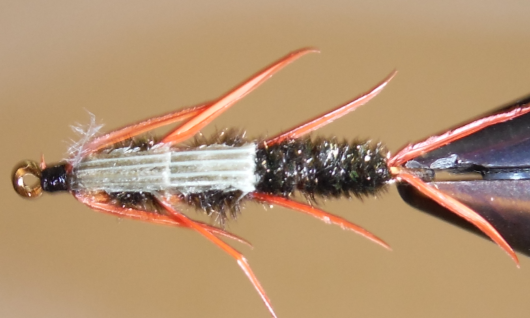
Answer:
[71, 143, 257, 194]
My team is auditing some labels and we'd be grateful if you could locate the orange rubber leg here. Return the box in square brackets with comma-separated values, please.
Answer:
[265, 71, 396, 146]
[396, 171, 518, 266]
[84, 103, 209, 154]
[156, 197, 277, 318]
[161, 48, 319, 145]
[252, 192, 391, 250]
[74, 192, 252, 248]
[389, 103, 530, 167]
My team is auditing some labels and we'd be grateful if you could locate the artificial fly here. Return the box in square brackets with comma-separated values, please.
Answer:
[12, 48, 526, 318]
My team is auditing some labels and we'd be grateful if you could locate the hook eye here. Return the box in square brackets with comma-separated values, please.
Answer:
[12, 160, 43, 198]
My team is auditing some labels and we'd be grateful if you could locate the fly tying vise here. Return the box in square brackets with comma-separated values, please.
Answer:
[12, 48, 528, 318]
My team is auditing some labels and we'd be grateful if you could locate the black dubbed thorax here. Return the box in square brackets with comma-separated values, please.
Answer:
[255, 138, 390, 199]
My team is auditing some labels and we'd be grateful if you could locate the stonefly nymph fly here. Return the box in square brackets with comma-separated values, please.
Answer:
[12, 48, 524, 318]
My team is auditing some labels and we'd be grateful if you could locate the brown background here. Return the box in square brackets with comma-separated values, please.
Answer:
[2, 1, 530, 317]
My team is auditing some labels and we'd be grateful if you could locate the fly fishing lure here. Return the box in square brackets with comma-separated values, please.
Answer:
[12, 48, 526, 318]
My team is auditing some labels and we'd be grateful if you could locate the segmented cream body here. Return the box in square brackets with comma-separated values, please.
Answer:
[70, 143, 258, 195]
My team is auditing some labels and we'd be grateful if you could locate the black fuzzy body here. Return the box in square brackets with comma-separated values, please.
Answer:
[255, 138, 390, 200]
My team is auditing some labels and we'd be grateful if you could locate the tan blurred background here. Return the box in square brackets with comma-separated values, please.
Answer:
[2, 1, 530, 317]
